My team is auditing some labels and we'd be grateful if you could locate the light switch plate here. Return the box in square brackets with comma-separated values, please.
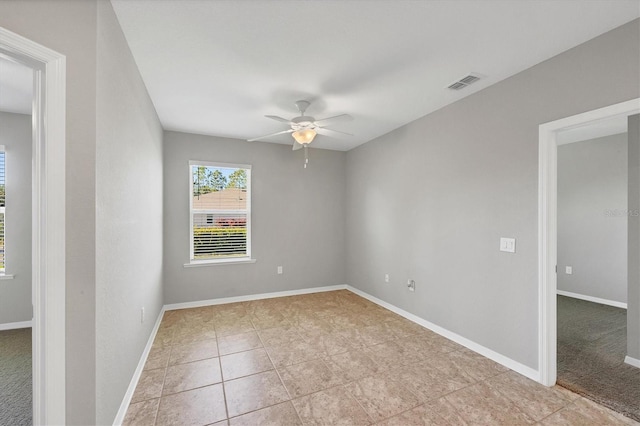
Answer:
[500, 237, 516, 253]
[565, 266, 572, 275]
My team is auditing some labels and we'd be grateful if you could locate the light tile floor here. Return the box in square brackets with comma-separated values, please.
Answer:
[123, 290, 638, 425]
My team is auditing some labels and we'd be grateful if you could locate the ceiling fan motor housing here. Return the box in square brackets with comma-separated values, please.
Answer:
[291, 115, 316, 130]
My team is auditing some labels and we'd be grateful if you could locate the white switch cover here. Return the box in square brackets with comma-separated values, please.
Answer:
[565, 266, 572, 275]
[499, 238, 516, 253]
[277, 266, 283, 274]
[384, 274, 390, 283]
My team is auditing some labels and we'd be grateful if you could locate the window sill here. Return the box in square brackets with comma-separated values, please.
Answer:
[184, 259, 257, 268]
[0, 274, 15, 280]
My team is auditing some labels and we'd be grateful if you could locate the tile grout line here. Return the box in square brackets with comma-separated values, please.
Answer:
[340, 380, 377, 424]
[152, 324, 172, 426]
[134, 290, 590, 426]
[254, 320, 306, 425]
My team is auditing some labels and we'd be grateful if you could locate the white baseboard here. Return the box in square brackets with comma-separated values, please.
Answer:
[0, 320, 32, 331]
[345, 285, 540, 382]
[164, 284, 348, 311]
[625, 356, 640, 369]
[557, 290, 627, 309]
[112, 307, 166, 426]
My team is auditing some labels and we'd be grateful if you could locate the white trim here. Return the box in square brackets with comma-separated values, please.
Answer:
[538, 98, 640, 388]
[624, 356, 640, 369]
[183, 258, 257, 267]
[557, 290, 627, 309]
[164, 285, 348, 311]
[188, 160, 252, 170]
[345, 286, 539, 381]
[183, 257, 257, 268]
[0, 274, 16, 280]
[0, 26, 66, 426]
[0, 320, 32, 331]
[112, 307, 166, 426]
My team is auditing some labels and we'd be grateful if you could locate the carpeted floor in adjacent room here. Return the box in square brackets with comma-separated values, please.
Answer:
[557, 295, 640, 423]
[0, 327, 32, 426]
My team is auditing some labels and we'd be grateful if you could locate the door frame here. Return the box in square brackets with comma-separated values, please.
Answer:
[0, 27, 66, 424]
[538, 98, 640, 386]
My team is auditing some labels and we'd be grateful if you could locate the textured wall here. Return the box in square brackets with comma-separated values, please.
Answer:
[0, 1, 98, 423]
[163, 131, 346, 304]
[558, 133, 628, 304]
[345, 20, 639, 370]
[0, 112, 32, 324]
[95, 1, 164, 424]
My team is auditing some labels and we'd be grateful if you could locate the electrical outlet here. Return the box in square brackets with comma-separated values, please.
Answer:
[277, 266, 283, 274]
[141, 307, 145, 323]
[384, 273, 390, 283]
[407, 279, 415, 292]
[565, 266, 573, 275]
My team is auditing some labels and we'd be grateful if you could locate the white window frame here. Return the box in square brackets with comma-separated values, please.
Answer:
[187, 160, 254, 266]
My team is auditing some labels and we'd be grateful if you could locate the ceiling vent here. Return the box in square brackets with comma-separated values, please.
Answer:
[447, 73, 481, 90]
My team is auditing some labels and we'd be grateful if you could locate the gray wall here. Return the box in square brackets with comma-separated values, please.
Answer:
[164, 131, 346, 304]
[558, 134, 628, 304]
[629, 114, 640, 361]
[0, 1, 98, 423]
[345, 20, 639, 370]
[0, 112, 31, 324]
[95, 2, 164, 424]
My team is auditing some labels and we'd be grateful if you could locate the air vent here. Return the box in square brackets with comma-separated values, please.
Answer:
[447, 81, 467, 90]
[447, 73, 482, 90]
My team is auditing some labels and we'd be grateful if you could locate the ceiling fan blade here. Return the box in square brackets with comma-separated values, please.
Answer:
[316, 127, 353, 137]
[247, 128, 293, 142]
[292, 141, 304, 151]
[265, 115, 293, 124]
[313, 114, 352, 126]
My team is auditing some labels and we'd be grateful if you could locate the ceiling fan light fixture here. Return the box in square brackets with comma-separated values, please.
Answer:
[292, 128, 316, 144]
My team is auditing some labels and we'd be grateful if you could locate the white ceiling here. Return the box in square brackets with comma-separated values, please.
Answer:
[0, 57, 33, 115]
[0, 1, 635, 150]
[110, 0, 639, 151]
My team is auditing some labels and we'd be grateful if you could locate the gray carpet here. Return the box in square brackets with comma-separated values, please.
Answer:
[557, 295, 640, 422]
[0, 328, 32, 426]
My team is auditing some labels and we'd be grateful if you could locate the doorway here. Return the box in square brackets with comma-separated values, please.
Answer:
[554, 118, 638, 420]
[0, 26, 66, 425]
[538, 99, 640, 415]
[0, 54, 34, 426]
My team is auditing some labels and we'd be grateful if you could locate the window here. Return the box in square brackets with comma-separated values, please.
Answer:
[189, 161, 251, 264]
[0, 146, 5, 273]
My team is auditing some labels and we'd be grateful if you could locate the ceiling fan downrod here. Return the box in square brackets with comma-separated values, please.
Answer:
[295, 100, 310, 116]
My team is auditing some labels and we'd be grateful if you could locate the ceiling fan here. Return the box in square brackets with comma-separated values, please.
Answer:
[247, 100, 352, 151]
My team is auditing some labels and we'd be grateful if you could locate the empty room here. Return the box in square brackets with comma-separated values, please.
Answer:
[0, 1, 639, 425]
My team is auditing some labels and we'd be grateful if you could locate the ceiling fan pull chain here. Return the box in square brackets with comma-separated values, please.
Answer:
[304, 145, 309, 168]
